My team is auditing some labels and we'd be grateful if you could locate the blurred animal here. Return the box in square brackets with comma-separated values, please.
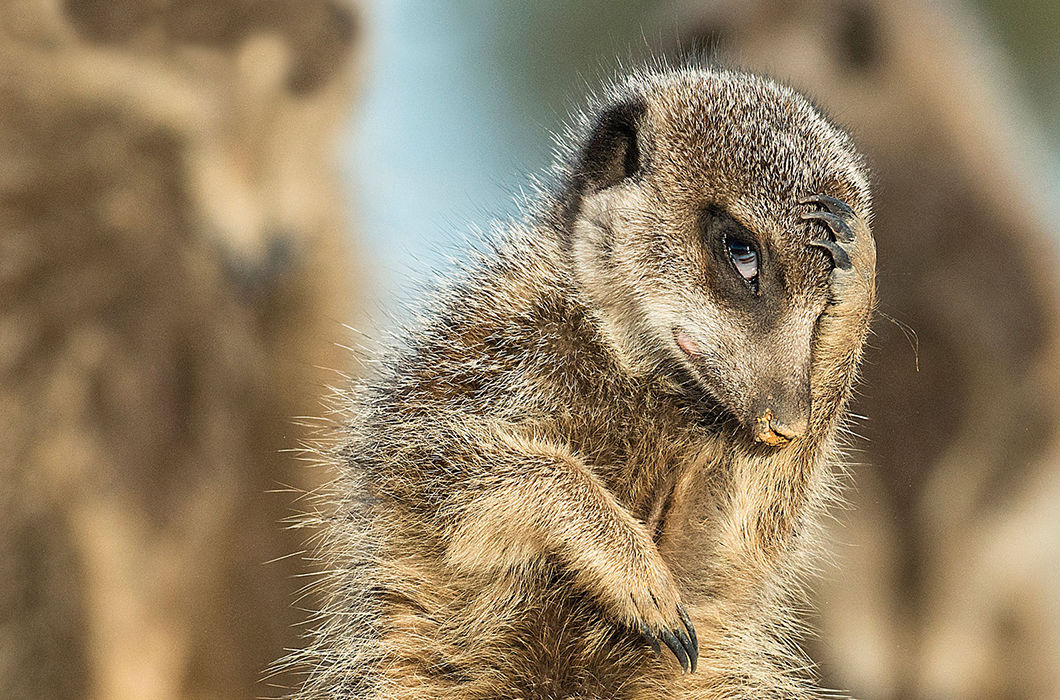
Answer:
[287, 65, 875, 699]
[0, 1, 361, 698]
[668, 0, 1060, 696]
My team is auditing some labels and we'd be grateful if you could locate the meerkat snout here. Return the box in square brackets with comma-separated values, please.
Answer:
[752, 375, 812, 445]
[674, 326, 811, 447]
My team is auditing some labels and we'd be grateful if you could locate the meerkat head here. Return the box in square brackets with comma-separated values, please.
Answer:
[562, 67, 870, 447]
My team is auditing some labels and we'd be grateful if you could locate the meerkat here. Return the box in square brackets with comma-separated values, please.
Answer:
[0, 1, 360, 698]
[286, 64, 874, 699]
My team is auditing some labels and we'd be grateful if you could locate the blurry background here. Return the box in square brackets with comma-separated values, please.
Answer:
[3, 1, 1060, 699]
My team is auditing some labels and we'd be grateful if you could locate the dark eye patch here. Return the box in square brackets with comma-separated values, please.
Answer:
[701, 205, 763, 297]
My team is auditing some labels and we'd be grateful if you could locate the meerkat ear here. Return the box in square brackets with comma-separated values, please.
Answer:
[575, 99, 647, 193]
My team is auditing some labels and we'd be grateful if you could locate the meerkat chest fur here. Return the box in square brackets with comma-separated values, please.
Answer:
[293, 65, 874, 700]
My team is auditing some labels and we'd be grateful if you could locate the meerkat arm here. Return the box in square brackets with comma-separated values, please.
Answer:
[440, 426, 698, 671]
[802, 194, 876, 428]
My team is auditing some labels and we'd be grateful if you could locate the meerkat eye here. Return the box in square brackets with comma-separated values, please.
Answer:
[725, 236, 759, 290]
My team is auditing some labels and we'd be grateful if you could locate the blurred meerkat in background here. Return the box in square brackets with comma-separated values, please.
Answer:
[666, 0, 1060, 696]
[0, 1, 362, 698]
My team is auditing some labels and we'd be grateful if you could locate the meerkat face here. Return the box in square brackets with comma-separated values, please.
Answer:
[566, 68, 870, 446]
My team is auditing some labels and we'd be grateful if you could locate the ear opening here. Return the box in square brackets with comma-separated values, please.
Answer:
[556, 97, 647, 248]
[576, 98, 647, 194]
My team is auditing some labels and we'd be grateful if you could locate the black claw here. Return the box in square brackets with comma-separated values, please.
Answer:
[673, 627, 697, 673]
[800, 193, 855, 219]
[808, 239, 852, 270]
[801, 210, 854, 242]
[677, 605, 699, 663]
[638, 620, 662, 658]
[658, 627, 690, 673]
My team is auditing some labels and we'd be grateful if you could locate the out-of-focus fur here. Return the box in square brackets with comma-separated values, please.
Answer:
[286, 65, 875, 699]
[0, 1, 361, 698]
[669, 1, 1060, 697]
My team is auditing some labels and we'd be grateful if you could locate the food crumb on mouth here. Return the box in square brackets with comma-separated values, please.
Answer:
[754, 411, 791, 446]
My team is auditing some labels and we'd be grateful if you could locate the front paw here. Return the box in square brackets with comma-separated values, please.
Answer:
[607, 556, 698, 673]
[801, 194, 875, 318]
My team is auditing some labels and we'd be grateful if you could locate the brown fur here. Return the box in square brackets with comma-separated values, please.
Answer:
[668, 1, 1060, 696]
[0, 1, 360, 698]
[287, 64, 874, 698]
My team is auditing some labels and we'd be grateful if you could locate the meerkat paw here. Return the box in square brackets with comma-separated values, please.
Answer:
[801, 194, 875, 318]
[604, 556, 698, 673]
